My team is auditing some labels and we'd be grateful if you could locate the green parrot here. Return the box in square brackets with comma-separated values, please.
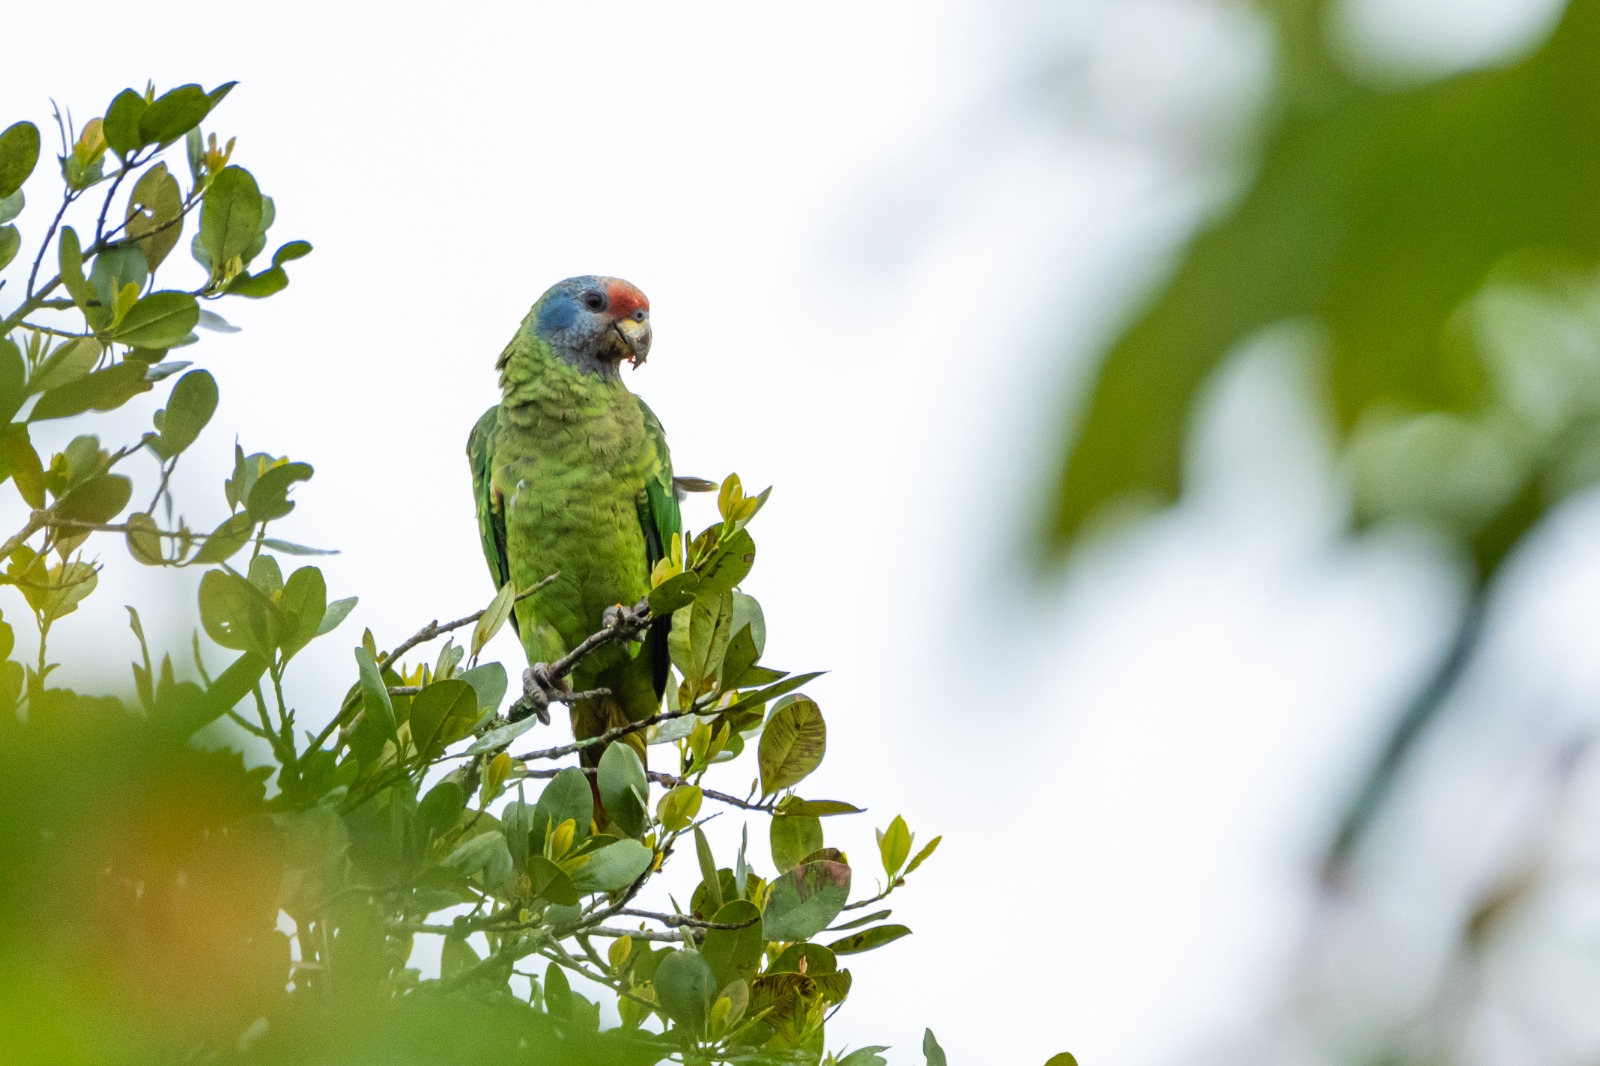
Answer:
[467, 275, 678, 784]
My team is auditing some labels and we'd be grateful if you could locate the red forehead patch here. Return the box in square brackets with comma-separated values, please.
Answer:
[605, 280, 649, 317]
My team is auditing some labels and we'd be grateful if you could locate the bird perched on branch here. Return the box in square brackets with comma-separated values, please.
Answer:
[468, 275, 678, 794]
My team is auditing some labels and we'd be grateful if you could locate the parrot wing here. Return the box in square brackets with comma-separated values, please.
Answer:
[637, 400, 680, 699]
[468, 404, 517, 636]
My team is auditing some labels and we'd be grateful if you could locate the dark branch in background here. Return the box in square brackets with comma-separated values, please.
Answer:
[1321, 594, 1488, 886]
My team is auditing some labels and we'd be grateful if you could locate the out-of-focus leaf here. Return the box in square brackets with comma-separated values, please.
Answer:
[28, 336, 102, 395]
[1045, 1, 1600, 584]
[139, 83, 221, 144]
[0, 121, 40, 200]
[125, 162, 184, 269]
[55, 473, 131, 525]
[89, 245, 148, 311]
[191, 512, 254, 564]
[199, 166, 262, 267]
[29, 362, 149, 422]
[102, 89, 146, 158]
[56, 227, 94, 311]
[316, 595, 358, 636]
[278, 565, 326, 659]
[0, 225, 17, 272]
[1, 426, 45, 507]
[107, 290, 199, 348]
[923, 1029, 947, 1066]
[355, 645, 398, 741]
[151, 369, 217, 458]
[0, 189, 21, 225]
[245, 460, 312, 521]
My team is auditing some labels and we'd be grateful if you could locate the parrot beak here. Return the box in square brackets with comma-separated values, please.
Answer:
[612, 317, 653, 368]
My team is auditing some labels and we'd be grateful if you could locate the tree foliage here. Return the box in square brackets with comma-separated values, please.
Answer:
[0, 81, 1052, 1065]
[1043, 0, 1600, 867]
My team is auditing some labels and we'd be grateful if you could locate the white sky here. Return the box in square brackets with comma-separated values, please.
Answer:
[6, 2, 1600, 1064]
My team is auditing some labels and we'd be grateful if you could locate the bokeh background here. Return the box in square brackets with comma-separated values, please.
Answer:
[6, 0, 1600, 1063]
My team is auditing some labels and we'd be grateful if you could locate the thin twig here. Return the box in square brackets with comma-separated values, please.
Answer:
[515, 765, 776, 814]
[509, 705, 699, 763]
[376, 573, 558, 671]
[614, 907, 760, 931]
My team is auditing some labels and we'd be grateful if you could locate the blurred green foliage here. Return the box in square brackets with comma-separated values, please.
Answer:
[1044, 0, 1600, 865]
[0, 82, 1021, 1066]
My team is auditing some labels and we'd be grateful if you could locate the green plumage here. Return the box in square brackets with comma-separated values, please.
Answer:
[468, 307, 678, 772]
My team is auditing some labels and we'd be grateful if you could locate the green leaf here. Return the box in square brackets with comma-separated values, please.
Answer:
[417, 780, 466, 842]
[57, 227, 93, 311]
[679, 588, 734, 692]
[278, 565, 327, 659]
[838, 1049, 891, 1066]
[770, 814, 823, 874]
[758, 695, 826, 796]
[29, 362, 149, 422]
[696, 527, 756, 596]
[877, 815, 911, 878]
[139, 84, 214, 145]
[124, 512, 165, 565]
[195, 650, 268, 733]
[570, 838, 652, 893]
[198, 568, 276, 657]
[544, 960, 573, 1017]
[597, 741, 650, 837]
[762, 859, 851, 942]
[923, 1029, 947, 1066]
[0, 188, 25, 225]
[440, 935, 481, 980]
[246, 461, 313, 521]
[152, 369, 217, 458]
[827, 908, 892, 933]
[0, 121, 40, 200]
[778, 798, 865, 818]
[0, 225, 17, 273]
[527, 855, 580, 905]
[0, 339, 25, 424]
[443, 830, 513, 890]
[656, 783, 702, 832]
[694, 825, 723, 914]
[89, 245, 148, 311]
[904, 834, 941, 878]
[126, 162, 184, 270]
[471, 581, 516, 659]
[102, 90, 147, 158]
[409, 678, 478, 759]
[1, 426, 44, 508]
[532, 767, 593, 850]
[648, 570, 700, 614]
[458, 661, 507, 714]
[56, 473, 131, 525]
[827, 924, 911, 956]
[654, 949, 716, 1037]
[107, 291, 199, 348]
[28, 337, 102, 395]
[1043, 1056, 1080, 1066]
[700, 899, 762, 989]
[316, 595, 358, 636]
[260, 538, 337, 557]
[191, 512, 255, 565]
[355, 645, 398, 741]
[200, 166, 262, 266]
[718, 671, 825, 720]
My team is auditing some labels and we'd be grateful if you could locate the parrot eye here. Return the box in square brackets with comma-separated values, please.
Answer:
[582, 291, 608, 312]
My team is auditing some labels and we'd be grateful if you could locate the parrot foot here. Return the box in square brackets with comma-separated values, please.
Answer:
[512, 664, 566, 726]
[603, 603, 644, 641]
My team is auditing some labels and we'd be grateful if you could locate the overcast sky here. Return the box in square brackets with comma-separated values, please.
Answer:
[6, 2, 1600, 1064]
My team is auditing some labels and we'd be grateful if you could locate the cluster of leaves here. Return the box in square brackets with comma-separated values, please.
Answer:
[0, 81, 1073, 1066]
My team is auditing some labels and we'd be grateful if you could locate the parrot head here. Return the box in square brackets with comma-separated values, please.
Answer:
[528, 275, 653, 376]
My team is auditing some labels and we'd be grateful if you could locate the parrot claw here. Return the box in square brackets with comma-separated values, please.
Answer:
[512, 664, 566, 726]
[602, 604, 628, 630]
